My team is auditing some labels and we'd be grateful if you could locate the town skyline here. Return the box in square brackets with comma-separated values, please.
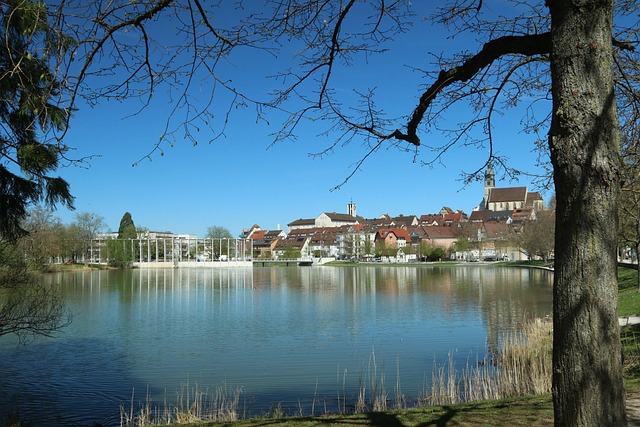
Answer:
[76, 171, 550, 239]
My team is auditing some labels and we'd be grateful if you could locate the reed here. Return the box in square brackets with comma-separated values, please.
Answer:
[350, 347, 393, 413]
[426, 317, 553, 406]
[119, 381, 243, 426]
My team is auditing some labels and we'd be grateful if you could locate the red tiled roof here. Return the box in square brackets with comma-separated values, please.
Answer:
[324, 212, 359, 222]
[511, 208, 533, 221]
[482, 222, 515, 239]
[422, 226, 460, 239]
[469, 210, 490, 222]
[288, 218, 316, 226]
[377, 227, 410, 240]
[488, 187, 528, 203]
[249, 230, 267, 240]
[525, 192, 543, 207]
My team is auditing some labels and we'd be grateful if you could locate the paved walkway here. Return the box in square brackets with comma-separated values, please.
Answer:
[619, 316, 640, 326]
[628, 395, 640, 426]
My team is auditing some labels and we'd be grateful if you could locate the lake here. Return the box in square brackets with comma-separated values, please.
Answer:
[0, 265, 553, 426]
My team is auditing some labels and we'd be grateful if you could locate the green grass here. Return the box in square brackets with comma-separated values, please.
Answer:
[618, 267, 640, 317]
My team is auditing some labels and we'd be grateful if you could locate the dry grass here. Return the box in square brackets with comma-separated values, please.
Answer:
[429, 318, 553, 405]
[119, 382, 243, 427]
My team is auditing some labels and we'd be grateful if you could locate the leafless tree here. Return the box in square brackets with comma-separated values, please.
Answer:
[517, 210, 555, 263]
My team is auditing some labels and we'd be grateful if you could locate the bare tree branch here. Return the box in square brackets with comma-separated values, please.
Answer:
[394, 32, 552, 146]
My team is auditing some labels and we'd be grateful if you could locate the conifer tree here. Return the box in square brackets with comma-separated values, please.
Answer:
[117, 212, 137, 239]
[0, 0, 74, 241]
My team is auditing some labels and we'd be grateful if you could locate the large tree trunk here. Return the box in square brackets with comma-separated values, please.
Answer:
[548, 0, 626, 425]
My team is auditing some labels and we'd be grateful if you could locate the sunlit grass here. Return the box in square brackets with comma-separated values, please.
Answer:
[618, 267, 640, 317]
[429, 318, 552, 405]
[119, 382, 243, 427]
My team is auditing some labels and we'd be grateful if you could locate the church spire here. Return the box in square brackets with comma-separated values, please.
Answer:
[484, 165, 495, 209]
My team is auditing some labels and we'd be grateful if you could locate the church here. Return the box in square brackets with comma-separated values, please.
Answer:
[478, 166, 545, 212]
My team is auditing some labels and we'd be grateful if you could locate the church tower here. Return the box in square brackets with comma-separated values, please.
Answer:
[484, 165, 495, 210]
[347, 200, 357, 217]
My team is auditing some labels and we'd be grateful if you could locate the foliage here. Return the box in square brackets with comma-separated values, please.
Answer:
[619, 127, 640, 289]
[374, 241, 397, 258]
[279, 244, 301, 260]
[454, 236, 471, 253]
[105, 213, 136, 266]
[0, 0, 75, 241]
[118, 212, 137, 239]
[205, 225, 234, 257]
[362, 239, 373, 258]
[72, 212, 106, 241]
[106, 239, 133, 268]
[425, 247, 446, 262]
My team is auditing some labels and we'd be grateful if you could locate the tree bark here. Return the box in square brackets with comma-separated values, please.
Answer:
[548, 0, 626, 425]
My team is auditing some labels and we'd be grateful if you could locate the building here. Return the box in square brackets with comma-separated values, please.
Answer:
[246, 225, 285, 258]
[480, 166, 545, 212]
[288, 202, 362, 232]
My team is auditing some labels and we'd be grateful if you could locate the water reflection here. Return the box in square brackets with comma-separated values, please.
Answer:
[0, 265, 552, 426]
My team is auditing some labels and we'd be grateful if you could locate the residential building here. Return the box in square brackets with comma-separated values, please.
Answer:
[246, 226, 285, 258]
[288, 203, 362, 232]
[416, 225, 460, 252]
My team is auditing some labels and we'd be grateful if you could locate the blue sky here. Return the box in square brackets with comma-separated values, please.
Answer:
[52, 2, 552, 237]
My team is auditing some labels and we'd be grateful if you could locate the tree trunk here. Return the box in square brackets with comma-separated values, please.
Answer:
[548, 0, 626, 425]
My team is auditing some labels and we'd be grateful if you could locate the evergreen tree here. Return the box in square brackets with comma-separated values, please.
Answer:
[117, 212, 137, 239]
[0, 0, 75, 241]
[107, 212, 137, 267]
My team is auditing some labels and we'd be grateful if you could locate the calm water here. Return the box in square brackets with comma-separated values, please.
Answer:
[0, 265, 552, 426]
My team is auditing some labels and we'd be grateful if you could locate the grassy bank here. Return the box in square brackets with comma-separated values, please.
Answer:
[170, 394, 554, 427]
[44, 262, 110, 272]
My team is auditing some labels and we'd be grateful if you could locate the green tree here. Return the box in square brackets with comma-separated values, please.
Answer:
[107, 212, 137, 267]
[0, 0, 74, 242]
[619, 123, 640, 290]
[454, 236, 471, 255]
[427, 247, 446, 262]
[118, 212, 137, 239]
[362, 238, 373, 259]
[279, 244, 300, 260]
